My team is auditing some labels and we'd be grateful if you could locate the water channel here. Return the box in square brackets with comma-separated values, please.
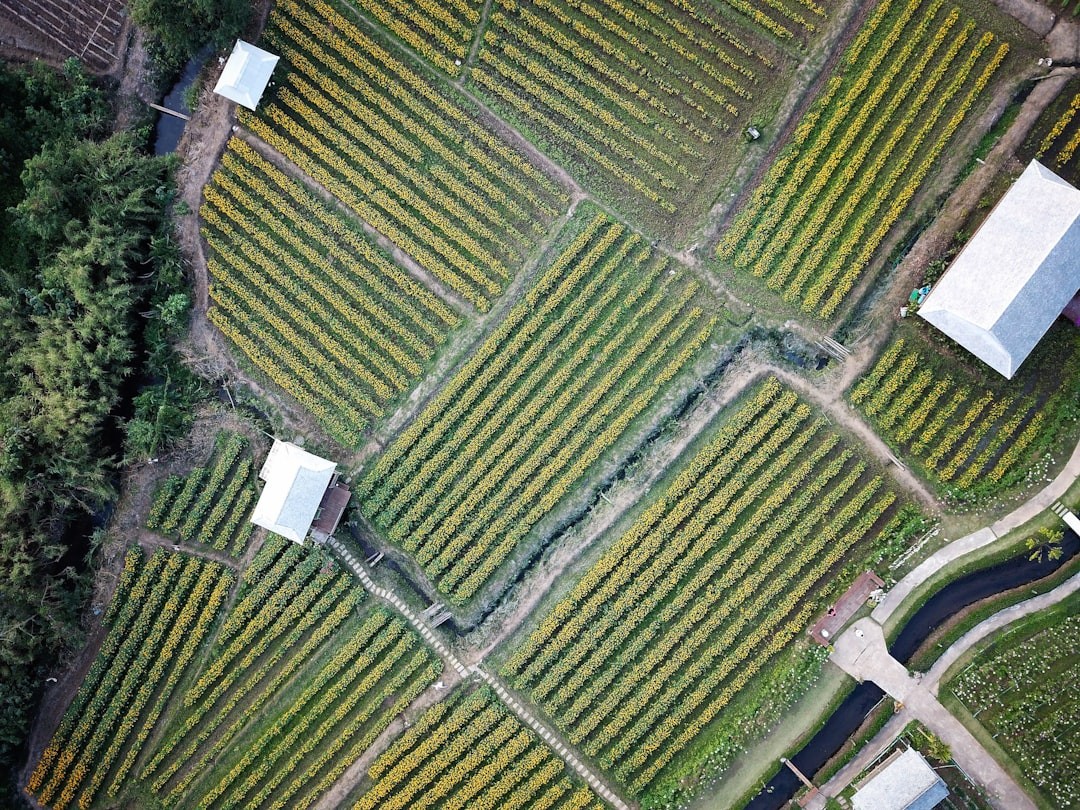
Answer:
[743, 526, 1079, 809]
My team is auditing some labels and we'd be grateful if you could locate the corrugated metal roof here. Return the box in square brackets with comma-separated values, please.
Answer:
[919, 160, 1080, 378]
[251, 440, 336, 543]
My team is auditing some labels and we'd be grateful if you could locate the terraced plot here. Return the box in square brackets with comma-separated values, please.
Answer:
[471, 0, 798, 231]
[851, 327, 1080, 500]
[504, 378, 921, 804]
[26, 549, 234, 810]
[717, 0, 1011, 318]
[202, 138, 461, 445]
[359, 208, 718, 605]
[245, 0, 570, 311]
[146, 430, 257, 555]
[353, 685, 605, 810]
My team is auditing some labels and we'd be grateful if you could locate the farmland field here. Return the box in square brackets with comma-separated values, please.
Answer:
[343, 0, 483, 76]
[850, 325, 1080, 500]
[245, 0, 570, 312]
[351, 685, 606, 810]
[146, 540, 437, 810]
[948, 596, 1080, 808]
[202, 138, 462, 445]
[0, 0, 125, 71]
[716, 0, 1013, 319]
[502, 377, 924, 805]
[26, 549, 235, 810]
[28, 529, 439, 810]
[469, 0, 803, 234]
[146, 431, 258, 555]
[359, 206, 719, 606]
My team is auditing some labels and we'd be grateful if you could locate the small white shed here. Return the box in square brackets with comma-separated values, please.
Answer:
[213, 40, 279, 110]
[251, 440, 337, 544]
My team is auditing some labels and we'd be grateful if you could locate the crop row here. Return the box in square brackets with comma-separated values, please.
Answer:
[188, 609, 437, 810]
[473, 0, 782, 216]
[504, 378, 906, 798]
[359, 209, 715, 604]
[355, 686, 604, 810]
[245, 0, 568, 311]
[146, 431, 256, 555]
[26, 549, 233, 810]
[143, 540, 364, 797]
[205, 141, 457, 374]
[851, 335, 1080, 496]
[345, 0, 482, 76]
[717, 0, 1009, 318]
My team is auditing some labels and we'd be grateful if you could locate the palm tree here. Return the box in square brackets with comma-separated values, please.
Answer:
[1026, 526, 1064, 563]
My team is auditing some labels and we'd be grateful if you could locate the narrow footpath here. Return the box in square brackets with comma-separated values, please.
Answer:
[323, 538, 631, 810]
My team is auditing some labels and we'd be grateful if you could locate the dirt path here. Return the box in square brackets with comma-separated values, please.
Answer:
[236, 130, 473, 315]
[889, 67, 1075, 292]
[136, 530, 241, 570]
[474, 352, 763, 656]
[767, 366, 940, 511]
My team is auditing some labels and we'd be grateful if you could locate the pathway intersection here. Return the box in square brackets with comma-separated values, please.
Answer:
[323, 537, 630, 810]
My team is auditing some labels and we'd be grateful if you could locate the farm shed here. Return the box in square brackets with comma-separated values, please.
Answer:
[851, 748, 948, 810]
[918, 160, 1080, 379]
[251, 440, 350, 543]
[213, 39, 279, 110]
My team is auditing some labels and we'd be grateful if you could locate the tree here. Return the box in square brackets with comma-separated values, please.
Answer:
[129, 0, 251, 70]
[1026, 526, 1064, 563]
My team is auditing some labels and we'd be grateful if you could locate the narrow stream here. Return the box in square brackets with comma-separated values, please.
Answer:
[153, 46, 213, 155]
[742, 526, 1079, 809]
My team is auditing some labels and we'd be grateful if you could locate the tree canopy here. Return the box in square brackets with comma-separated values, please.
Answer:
[0, 60, 185, 785]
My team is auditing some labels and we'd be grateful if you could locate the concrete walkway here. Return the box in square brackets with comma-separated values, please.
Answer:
[829, 618, 1037, 810]
[814, 569, 1080, 807]
[873, 435, 1080, 626]
[323, 538, 631, 810]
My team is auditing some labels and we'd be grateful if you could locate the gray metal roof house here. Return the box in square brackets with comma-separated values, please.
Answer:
[918, 160, 1080, 379]
[852, 748, 949, 810]
[251, 440, 349, 544]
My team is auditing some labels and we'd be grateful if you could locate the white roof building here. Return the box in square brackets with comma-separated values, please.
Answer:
[213, 40, 279, 110]
[251, 440, 337, 544]
[918, 160, 1080, 379]
[852, 748, 948, 810]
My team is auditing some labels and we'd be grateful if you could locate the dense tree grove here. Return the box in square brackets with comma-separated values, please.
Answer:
[129, 0, 251, 71]
[0, 60, 190, 789]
